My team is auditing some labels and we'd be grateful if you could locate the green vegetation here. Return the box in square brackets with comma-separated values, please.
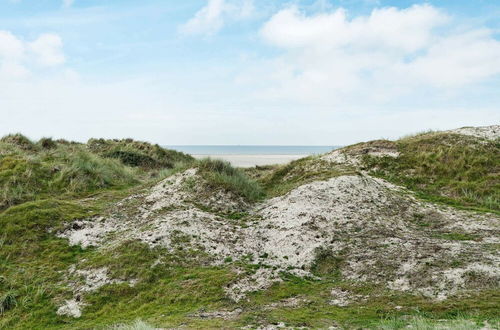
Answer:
[1, 204, 498, 329]
[0, 199, 95, 328]
[0, 291, 17, 315]
[237, 274, 499, 329]
[108, 320, 155, 330]
[0, 199, 234, 329]
[0, 131, 499, 328]
[254, 156, 355, 197]
[376, 315, 495, 329]
[362, 132, 500, 213]
[87, 138, 193, 169]
[0, 134, 194, 210]
[197, 158, 265, 202]
[310, 247, 344, 278]
[432, 232, 479, 241]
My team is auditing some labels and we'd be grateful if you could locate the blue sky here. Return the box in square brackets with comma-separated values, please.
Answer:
[0, 0, 499, 145]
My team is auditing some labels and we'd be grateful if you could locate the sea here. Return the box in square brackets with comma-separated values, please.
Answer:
[165, 145, 339, 155]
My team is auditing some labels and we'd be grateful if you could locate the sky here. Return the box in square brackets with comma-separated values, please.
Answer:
[0, 0, 499, 145]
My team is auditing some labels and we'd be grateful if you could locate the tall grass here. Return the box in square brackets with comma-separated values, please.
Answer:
[0, 156, 53, 208]
[363, 132, 500, 212]
[255, 156, 355, 197]
[53, 151, 139, 193]
[197, 158, 265, 202]
[88, 138, 193, 169]
[0, 134, 193, 209]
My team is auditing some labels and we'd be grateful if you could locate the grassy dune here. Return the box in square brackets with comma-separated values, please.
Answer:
[361, 132, 499, 213]
[0, 131, 498, 329]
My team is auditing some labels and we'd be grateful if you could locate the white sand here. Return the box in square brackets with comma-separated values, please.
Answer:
[192, 154, 306, 167]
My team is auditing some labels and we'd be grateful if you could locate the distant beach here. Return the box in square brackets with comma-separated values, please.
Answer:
[166, 145, 339, 167]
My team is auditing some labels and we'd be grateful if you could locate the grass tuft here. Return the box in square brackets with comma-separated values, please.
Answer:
[0, 291, 17, 314]
[197, 158, 265, 202]
[38, 137, 57, 149]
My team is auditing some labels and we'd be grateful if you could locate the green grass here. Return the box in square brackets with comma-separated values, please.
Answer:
[255, 156, 356, 197]
[0, 199, 93, 329]
[0, 196, 234, 329]
[0, 291, 17, 315]
[0, 134, 195, 210]
[376, 315, 496, 329]
[310, 247, 344, 279]
[0, 132, 499, 329]
[235, 274, 499, 329]
[433, 232, 478, 241]
[196, 158, 265, 202]
[107, 320, 156, 330]
[88, 138, 193, 169]
[362, 132, 500, 213]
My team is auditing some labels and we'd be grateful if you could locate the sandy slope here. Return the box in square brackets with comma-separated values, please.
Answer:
[55, 125, 500, 317]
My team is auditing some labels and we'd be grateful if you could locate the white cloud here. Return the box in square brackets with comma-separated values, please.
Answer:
[256, 4, 500, 103]
[179, 0, 254, 36]
[403, 29, 500, 87]
[261, 5, 446, 52]
[0, 30, 65, 81]
[0, 31, 66, 88]
[1, 4, 498, 145]
[0, 30, 25, 60]
[28, 33, 65, 66]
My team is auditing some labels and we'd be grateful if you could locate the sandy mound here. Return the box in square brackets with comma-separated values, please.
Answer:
[447, 125, 500, 141]
[321, 140, 399, 165]
[58, 169, 499, 308]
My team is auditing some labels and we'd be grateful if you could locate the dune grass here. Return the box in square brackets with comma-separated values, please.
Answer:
[88, 138, 193, 169]
[1, 195, 497, 329]
[254, 156, 356, 197]
[362, 132, 500, 213]
[0, 134, 196, 210]
[0, 132, 498, 328]
[197, 158, 265, 202]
